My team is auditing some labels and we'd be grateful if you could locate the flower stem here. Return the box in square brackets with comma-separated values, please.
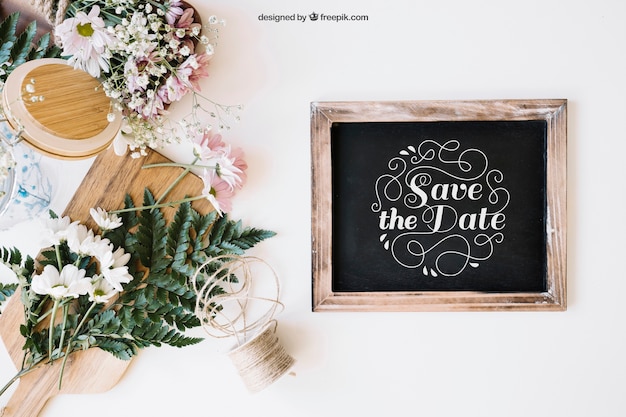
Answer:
[57, 304, 70, 361]
[109, 195, 207, 214]
[143, 156, 200, 209]
[48, 299, 60, 363]
[58, 302, 97, 389]
[0, 365, 41, 398]
[142, 161, 216, 171]
[55, 245, 63, 271]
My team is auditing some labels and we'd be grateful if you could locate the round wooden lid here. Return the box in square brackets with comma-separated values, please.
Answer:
[2, 58, 121, 159]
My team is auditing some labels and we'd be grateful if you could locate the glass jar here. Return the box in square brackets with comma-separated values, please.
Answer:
[0, 126, 52, 230]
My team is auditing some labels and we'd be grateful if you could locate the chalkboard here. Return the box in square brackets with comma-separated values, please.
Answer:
[311, 100, 567, 311]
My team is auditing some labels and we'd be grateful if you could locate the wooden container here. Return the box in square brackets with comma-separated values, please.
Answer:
[1, 58, 121, 159]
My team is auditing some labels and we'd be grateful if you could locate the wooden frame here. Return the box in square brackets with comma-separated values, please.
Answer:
[311, 99, 567, 312]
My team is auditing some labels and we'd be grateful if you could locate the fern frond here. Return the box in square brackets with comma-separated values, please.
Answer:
[0, 246, 22, 266]
[0, 12, 62, 83]
[95, 337, 138, 360]
[9, 20, 36, 68]
[0, 282, 17, 309]
[204, 215, 276, 256]
[0, 12, 19, 63]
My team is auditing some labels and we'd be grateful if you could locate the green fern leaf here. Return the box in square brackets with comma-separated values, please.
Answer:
[231, 227, 277, 250]
[10, 20, 37, 68]
[0, 246, 22, 266]
[164, 332, 203, 348]
[0, 12, 19, 63]
[0, 283, 17, 309]
[43, 43, 62, 59]
[167, 201, 193, 271]
[27, 32, 50, 61]
[135, 190, 167, 271]
[208, 215, 228, 246]
[203, 215, 275, 256]
[95, 337, 138, 360]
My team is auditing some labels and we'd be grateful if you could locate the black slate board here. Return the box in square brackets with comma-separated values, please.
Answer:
[330, 120, 547, 293]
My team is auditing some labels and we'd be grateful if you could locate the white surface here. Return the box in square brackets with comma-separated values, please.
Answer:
[1, 0, 626, 416]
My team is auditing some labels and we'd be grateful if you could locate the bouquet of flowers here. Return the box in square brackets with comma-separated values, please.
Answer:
[0, 188, 275, 396]
[55, 0, 247, 215]
[56, 0, 235, 157]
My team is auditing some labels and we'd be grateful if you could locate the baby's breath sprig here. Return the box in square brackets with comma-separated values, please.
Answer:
[58, 0, 236, 157]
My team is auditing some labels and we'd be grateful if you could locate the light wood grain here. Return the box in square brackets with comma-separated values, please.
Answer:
[310, 99, 567, 312]
[0, 147, 212, 416]
[1, 59, 121, 159]
[23, 64, 110, 140]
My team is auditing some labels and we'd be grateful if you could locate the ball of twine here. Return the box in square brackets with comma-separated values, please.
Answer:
[191, 255, 295, 392]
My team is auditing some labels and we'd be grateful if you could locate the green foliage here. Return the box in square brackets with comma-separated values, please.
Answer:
[0, 187, 275, 390]
[0, 282, 17, 309]
[205, 216, 277, 257]
[0, 12, 62, 84]
[110, 188, 275, 357]
[0, 246, 34, 314]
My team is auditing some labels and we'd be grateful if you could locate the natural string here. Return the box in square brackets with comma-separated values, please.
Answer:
[29, 0, 71, 26]
[191, 255, 294, 392]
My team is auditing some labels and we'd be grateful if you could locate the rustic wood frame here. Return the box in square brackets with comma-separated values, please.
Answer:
[311, 99, 567, 312]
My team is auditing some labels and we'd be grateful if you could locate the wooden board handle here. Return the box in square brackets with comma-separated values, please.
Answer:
[1, 369, 56, 417]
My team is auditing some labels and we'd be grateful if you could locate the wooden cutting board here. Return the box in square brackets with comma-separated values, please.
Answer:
[0, 146, 212, 416]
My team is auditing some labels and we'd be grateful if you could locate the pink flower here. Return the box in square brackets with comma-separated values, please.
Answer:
[187, 52, 211, 91]
[141, 94, 166, 118]
[200, 169, 234, 216]
[192, 129, 226, 159]
[124, 48, 161, 93]
[229, 146, 248, 188]
[176, 7, 196, 29]
[165, 73, 190, 102]
[56, 5, 115, 77]
[176, 53, 211, 93]
[204, 131, 227, 151]
[166, 0, 184, 25]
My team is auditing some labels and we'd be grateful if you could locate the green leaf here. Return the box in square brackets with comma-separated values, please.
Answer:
[0, 12, 60, 83]
[94, 337, 138, 360]
[167, 201, 193, 273]
[27, 32, 50, 61]
[0, 12, 19, 63]
[135, 189, 167, 272]
[131, 318, 202, 348]
[232, 227, 277, 250]
[0, 282, 17, 310]
[10, 20, 37, 68]
[0, 246, 22, 266]
[204, 215, 276, 257]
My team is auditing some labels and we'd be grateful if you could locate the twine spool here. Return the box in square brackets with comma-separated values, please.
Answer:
[228, 321, 295, 393]
[192, 255, 295, 392]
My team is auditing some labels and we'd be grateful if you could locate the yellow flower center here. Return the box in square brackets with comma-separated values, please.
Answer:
[77, 22, 94, 37]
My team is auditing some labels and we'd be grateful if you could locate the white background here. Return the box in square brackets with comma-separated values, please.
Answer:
[2, 0, 626, 416]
